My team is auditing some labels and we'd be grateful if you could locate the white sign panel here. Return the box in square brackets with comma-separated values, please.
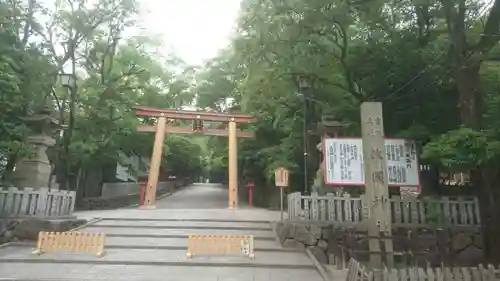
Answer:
[323, 138, 420, 186]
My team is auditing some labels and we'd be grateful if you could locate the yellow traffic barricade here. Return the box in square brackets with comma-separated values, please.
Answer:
[186, 234, 255, 259]
[32, 231, 106, 257]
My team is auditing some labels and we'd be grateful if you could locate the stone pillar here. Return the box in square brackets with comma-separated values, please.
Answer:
[360, 102, 393, 268]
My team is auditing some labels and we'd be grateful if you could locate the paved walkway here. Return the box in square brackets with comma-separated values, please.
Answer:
[0, 183, 325, 281]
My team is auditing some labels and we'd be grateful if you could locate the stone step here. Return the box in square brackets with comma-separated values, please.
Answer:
[105, 233, 277, 240]
[84, 227, 276, 237]
[87, 223, 272, 231]
[104, 236, 283, 250]
[93, 219, 272, 230]
[100, 217, 272, 224]
[0, 263, 323, 281]
[8, 238, 294, 252]
[0, 248, 315, 267]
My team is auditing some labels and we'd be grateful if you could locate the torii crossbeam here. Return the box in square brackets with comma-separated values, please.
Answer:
[134, 106, 255, 209]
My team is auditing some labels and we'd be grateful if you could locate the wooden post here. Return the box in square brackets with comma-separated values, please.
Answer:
[360, 102, 393, 268]
[142, 115, 167, 209]
[228, 120, 238, 209]
[280, 187, 284, 221]
[275, 167, 290, 221]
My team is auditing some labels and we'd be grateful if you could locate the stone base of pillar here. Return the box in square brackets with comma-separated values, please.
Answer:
[10, 135, 55, 189]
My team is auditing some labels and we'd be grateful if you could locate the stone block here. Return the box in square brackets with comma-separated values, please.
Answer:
[309, 246, 328, 264]
[309, 225, 322, 239]
[11, 218, 86, 240]
[317, 240, 328, 251]
[452, 232, 473, 251]
[294, 224, 318, 246]
[283, 239, 305, 249]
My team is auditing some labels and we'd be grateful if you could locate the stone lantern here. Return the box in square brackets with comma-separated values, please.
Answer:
[10, 99, 60, 190]
[311, 114, 348, 195]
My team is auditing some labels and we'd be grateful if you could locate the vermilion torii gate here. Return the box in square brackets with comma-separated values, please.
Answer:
[134, 106, 254, 209]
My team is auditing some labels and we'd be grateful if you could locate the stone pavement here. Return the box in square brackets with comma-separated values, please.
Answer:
[0, 183, 327, 281]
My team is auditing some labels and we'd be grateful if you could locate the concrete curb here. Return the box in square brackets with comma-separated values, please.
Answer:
[306, 248, 331, 281]
[0, 258, 317, 269]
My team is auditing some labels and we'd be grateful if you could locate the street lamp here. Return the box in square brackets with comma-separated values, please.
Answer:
[60, 73, 76, 89]
[59, 72, 75, 190]
[294, 75, 314, 194]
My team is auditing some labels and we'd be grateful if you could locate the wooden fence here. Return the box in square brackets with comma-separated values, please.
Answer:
[0, 187, 76, 218]
[345, 258, 500, 281]
[287, 192, 480, 227]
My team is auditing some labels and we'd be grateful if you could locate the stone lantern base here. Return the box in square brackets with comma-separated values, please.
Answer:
[10, 135, 56, 189]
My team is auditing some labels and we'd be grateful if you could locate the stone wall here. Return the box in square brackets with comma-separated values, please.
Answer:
[77, 179, 191, 210]
[101, 181, 171, 198]
[0, 218, 86, 244]
[275, 221, 484, 267]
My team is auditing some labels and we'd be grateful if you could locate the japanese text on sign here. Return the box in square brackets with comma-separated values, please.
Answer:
[275, 167, 289, 187]
[323, 138, 419, 186]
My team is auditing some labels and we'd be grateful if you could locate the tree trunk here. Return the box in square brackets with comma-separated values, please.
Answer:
[471, 169, 500, 263]
[455, 64, 500, 262]
[455, 64, 481, 128]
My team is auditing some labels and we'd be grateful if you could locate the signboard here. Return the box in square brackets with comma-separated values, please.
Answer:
[323, 138, 420, 187]
[274, 167, 289, 187]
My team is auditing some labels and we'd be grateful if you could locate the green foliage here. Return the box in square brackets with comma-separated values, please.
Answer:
[0, 0, 204, 190]
[422, 127, 500, 171]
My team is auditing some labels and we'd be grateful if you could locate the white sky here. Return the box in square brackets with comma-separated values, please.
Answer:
[136, 0, 242, 66]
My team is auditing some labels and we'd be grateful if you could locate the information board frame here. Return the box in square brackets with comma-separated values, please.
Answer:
[323, 137, 420, 187]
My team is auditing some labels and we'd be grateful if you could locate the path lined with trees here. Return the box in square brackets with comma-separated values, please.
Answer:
[2, 0, 500, 263]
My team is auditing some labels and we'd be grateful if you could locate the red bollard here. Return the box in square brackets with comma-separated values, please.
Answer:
[168, 175, 176, 195]
[139, 182, 147, 206]
[138, 175, 148, 207]
[246, 182, 255, 208]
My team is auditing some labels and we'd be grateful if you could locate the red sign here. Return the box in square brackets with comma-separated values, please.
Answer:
[246, 182, 255, 189]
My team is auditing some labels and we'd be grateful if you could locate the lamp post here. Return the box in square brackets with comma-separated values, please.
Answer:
[60, 73, 76, 89]
[295, 75, 313, 194]
[59, 72, 76, 190]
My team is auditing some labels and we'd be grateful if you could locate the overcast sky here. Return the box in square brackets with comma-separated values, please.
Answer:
[136, 0, 242, 66]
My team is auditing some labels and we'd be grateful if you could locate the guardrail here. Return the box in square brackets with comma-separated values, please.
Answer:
[287, 192, 480, 227]
[0, 187, 76, 218]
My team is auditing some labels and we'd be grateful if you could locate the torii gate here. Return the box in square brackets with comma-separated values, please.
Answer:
[134, 106, 254, 209]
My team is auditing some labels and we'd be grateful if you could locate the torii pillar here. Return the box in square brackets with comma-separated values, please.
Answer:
[228, 118, 238, 209]
[142, 114, 167, 209]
